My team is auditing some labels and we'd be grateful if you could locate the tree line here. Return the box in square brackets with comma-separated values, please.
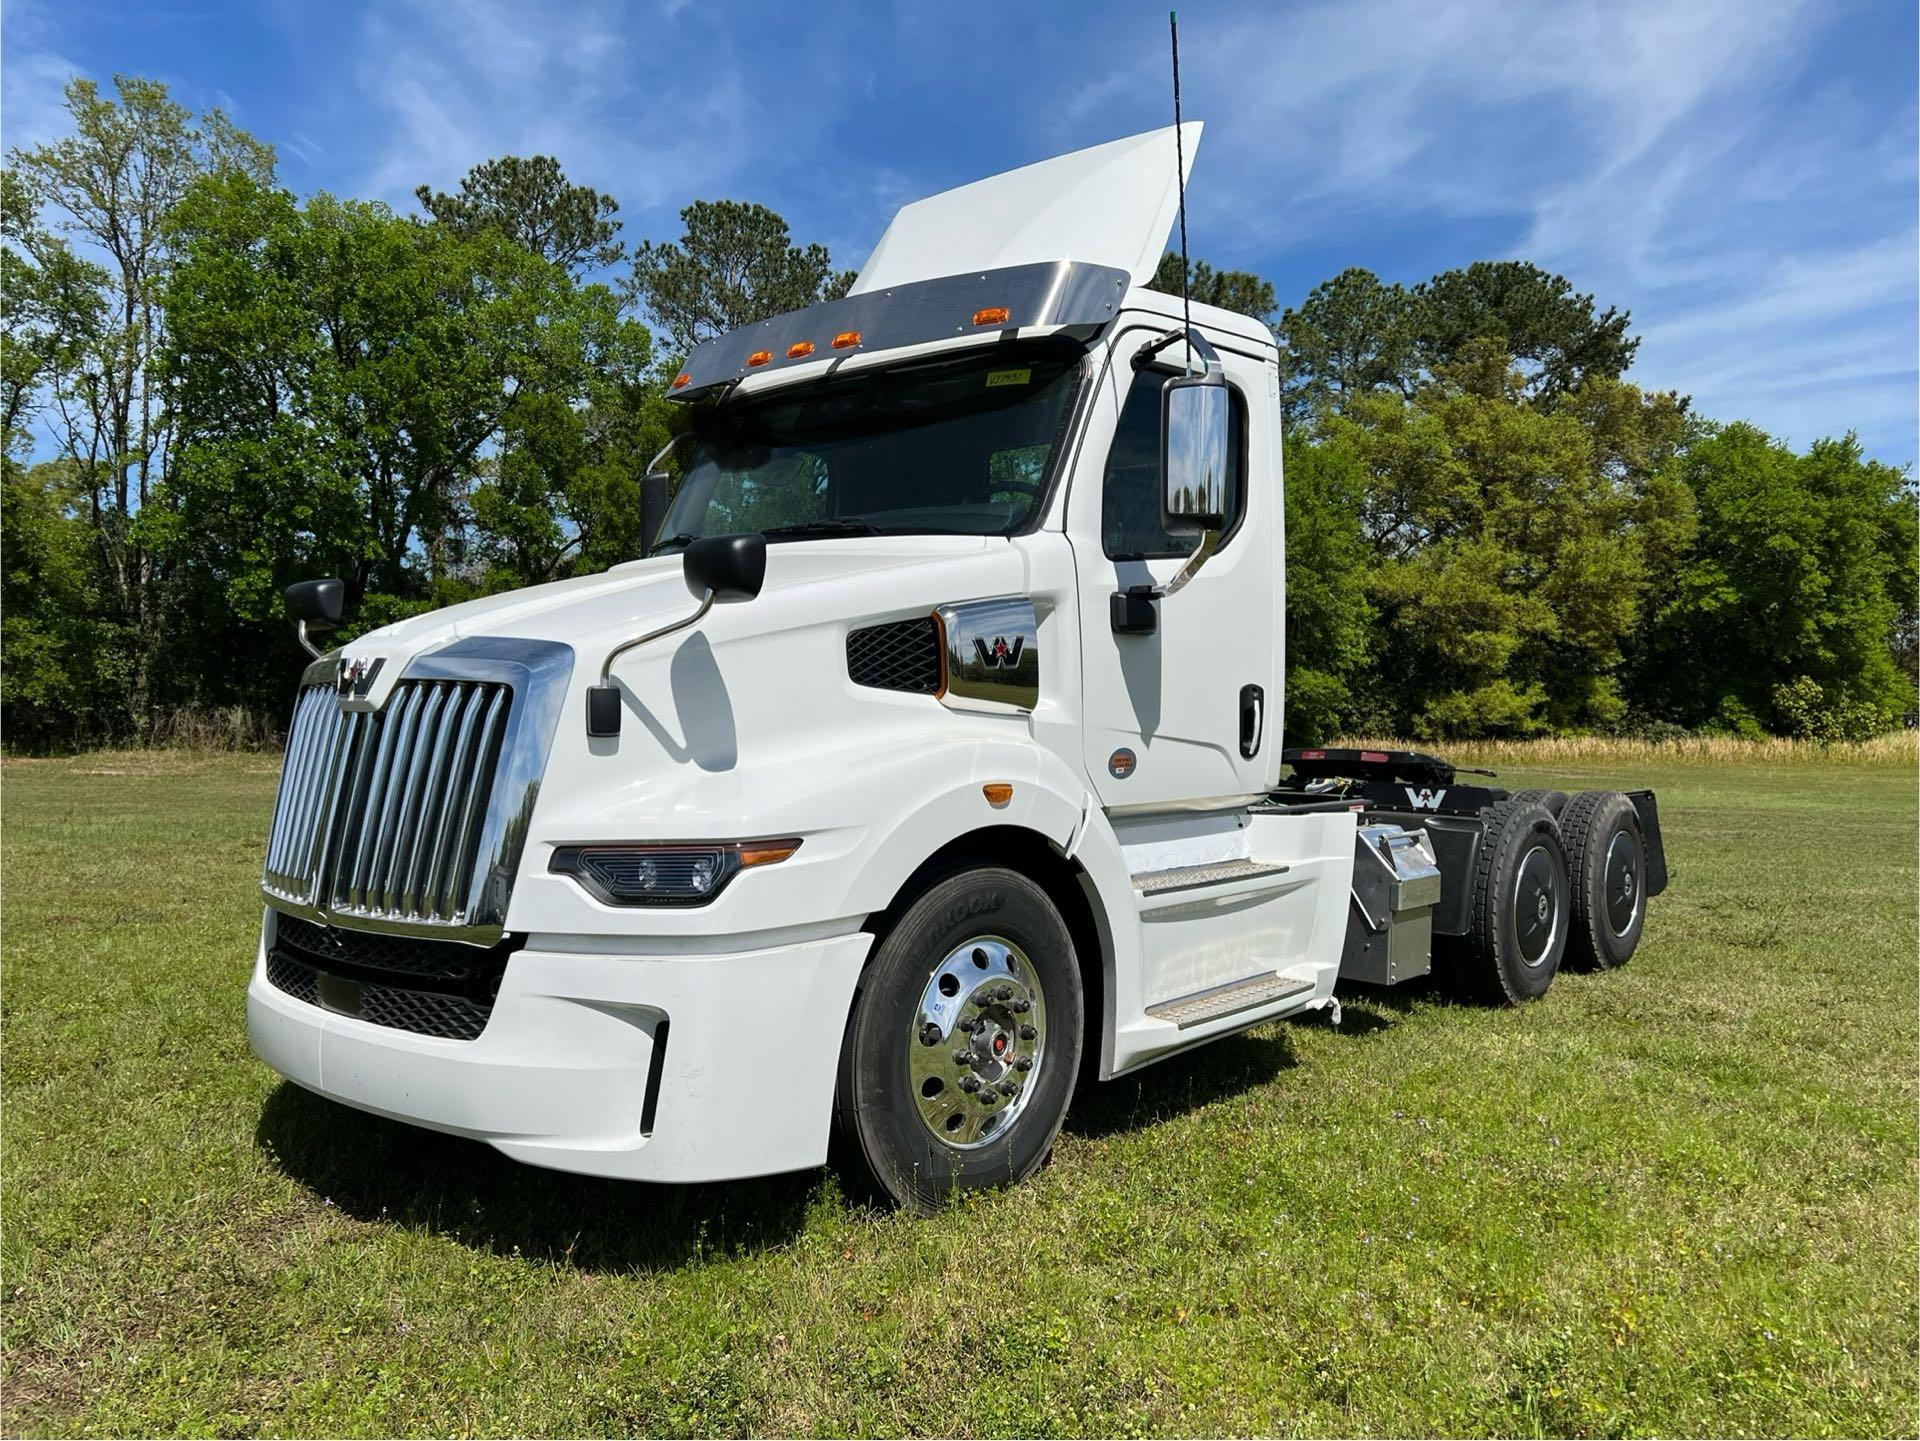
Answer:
[4, 77, 1913, 750]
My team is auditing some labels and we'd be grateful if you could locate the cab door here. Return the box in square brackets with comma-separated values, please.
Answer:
[1067, 326, 1282, 811]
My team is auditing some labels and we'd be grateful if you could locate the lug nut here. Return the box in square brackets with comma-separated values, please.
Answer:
[978, 1089, 997, 1105]
[1000, 1082, 1018, 1097]
[920, 1022, 942, 1046]
[953, 1050, 974, 1066]
[1014, 1056, 1033, 1072]
[1011, 998, 1031, 1013]
[1019, 1024, 1037, 1040]
[958, 1075, 981, 1093]
[997, 985, 1014, 1001]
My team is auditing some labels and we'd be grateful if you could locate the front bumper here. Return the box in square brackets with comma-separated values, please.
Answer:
[247, 918, 870, 1183]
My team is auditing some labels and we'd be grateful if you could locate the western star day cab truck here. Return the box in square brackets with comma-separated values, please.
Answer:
[250, 128, 1667, 1210]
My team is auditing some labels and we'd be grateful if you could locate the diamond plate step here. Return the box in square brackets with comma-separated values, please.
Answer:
[1144, 972, 1316, 1029]
[1131, 858, 1290, 896]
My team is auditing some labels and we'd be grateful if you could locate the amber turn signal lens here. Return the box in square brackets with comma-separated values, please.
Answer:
[746, 350, 772, 367]
[737, 839, 803, 869]
[972, 306, 1011, 327]
[670, 372, 691, 389]
[786, 340, 814, 359]
[982, 783, 1014, 807]
[830, 330, 862, 349]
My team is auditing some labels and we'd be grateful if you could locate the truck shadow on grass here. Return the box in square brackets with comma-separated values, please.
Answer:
[256, 1082, 819, 1273]
[1061, 982, 1422, 1141]
[256, 984, 1431, 1268]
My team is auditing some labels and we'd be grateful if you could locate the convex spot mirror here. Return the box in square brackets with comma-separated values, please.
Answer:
[683, 532, 767, 604]
[1160, 373, 1231, 535]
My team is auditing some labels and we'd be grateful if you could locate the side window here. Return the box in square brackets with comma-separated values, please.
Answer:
[1101, 363, 1246, 559]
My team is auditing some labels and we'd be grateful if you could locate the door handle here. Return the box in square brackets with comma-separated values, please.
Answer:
[1240, 684, 1264, 759]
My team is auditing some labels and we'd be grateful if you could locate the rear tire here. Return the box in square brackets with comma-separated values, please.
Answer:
[1441, 800, 1570, 1004]
[836, 867, 1083, 1212]
[1507, 787, 1570, 817]
[1560, 791, 1647, 970]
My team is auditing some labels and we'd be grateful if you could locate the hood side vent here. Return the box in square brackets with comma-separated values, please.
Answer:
[847, 617, 941, 695]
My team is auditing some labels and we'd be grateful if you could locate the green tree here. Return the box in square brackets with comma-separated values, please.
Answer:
[1634, 425, 1912, 732]
[1333, 343, 1691, 736]
[1412, 261, 1637, 404]
[0, 168, 108, 440]
[9, 76, 273, 723]
[1148, 252, 1278, 320]
[415, 154, 623, 277]
[629, 200, 855, 352]
[1277, 268, 1423, 427]
[1, 457, 132, 745]
[155, 170, 650, 707]
[1279, 261, 1641, 429]
[1279, 432, 1372, 743]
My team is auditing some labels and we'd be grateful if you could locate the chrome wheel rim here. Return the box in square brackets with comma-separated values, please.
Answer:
[907, 936, 1046, 1149]
[1513, 843, 1566, 968]
[1604, 830, 1643, 938]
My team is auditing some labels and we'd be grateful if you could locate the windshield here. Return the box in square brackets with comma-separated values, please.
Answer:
[657, 342, 1085, 546]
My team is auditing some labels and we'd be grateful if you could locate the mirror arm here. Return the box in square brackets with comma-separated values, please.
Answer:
[296, 619, 328, 660]
[598, 589, 714, 687]
[1133, 325, 1223, 377]
[1156, 528, 1219, 599]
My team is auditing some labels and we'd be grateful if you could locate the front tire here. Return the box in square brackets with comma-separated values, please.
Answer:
[837, 867, 1083, 1212]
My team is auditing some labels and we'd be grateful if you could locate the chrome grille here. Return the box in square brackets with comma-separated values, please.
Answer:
[263, 679, 512, 930]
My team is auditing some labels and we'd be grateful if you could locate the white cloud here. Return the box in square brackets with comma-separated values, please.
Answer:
[0, 0, 89, 154]
[1050, 0, 1916, 463]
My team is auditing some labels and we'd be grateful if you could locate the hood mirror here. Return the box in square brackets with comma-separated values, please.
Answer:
[587, 532, 767, 739]
[285, 577, 344, 659]
[682, 533, 766, 604]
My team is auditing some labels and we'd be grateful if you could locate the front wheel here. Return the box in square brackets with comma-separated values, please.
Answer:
[836, 867, 1083, 1212]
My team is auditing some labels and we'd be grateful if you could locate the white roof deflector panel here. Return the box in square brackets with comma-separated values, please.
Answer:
[849, 123, 1202, 296]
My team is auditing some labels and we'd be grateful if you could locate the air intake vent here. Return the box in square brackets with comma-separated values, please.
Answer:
[847, 617, 941, 694]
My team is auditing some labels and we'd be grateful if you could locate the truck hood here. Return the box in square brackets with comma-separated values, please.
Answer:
[339, 535, 1004, 700]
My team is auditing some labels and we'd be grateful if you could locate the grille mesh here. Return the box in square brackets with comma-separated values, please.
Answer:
[264, 951, 493, 1042]
[263, 679, 512, 928]
[847, 617, 941, 694]
[273, 912, 482, 981]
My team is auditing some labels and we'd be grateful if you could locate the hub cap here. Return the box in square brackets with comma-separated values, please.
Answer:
[1513, 843, 1567, 968]
[1604, 831, 1643, 937]
[908, 936, 1046, 1149]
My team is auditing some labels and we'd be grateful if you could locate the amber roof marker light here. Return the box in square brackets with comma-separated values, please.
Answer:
[670, 372, 691, 389]
[972, 306, 1011, 327]
[786, 340, 815, 359]
[746, 350, 773, 368]
[831, 330, 862, 350]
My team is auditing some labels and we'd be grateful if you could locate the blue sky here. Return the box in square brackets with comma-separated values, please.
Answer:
[7, 0, 1916, 465]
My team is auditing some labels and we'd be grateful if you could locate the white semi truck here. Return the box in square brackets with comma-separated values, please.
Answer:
[249, 127, 1666, 1210]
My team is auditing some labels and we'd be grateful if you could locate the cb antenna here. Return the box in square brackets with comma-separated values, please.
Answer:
[1170, 10, 1192, 369]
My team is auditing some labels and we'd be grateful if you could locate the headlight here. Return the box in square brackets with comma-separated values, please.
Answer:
[548, 840, 801, 906]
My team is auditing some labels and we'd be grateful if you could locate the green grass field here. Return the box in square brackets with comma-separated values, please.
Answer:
[5, 745, 1916, 1437]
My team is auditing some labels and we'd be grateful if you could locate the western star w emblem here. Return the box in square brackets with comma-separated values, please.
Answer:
[973, 635, 1025, 669]
[1403, 785, 1447, 811]
[337, 656, 383, 700]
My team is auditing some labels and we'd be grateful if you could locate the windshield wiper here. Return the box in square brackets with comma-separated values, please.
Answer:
[651, 531, 698, 553]
[759, 517, 881, 540]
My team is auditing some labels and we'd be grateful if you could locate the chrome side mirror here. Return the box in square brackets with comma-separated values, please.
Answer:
[285, 577, 344, 660]
[1160, 373, 1230, 535]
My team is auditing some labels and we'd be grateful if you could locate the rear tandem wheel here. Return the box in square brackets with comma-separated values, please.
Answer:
[1440, 799, 1571, 1004]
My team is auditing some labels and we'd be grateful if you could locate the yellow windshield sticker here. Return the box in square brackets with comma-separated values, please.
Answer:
[986, 368, 1032, 388]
